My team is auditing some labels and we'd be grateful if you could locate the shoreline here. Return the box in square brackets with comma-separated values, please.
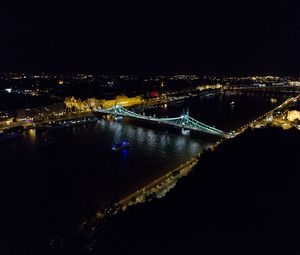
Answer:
[78, 94, 298, 230]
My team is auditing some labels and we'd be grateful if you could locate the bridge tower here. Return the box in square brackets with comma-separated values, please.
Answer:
[113, 104, 122, 120]
[181, 108, 190, 135]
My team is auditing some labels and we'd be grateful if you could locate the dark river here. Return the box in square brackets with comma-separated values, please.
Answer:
[1, 91, 289, 254]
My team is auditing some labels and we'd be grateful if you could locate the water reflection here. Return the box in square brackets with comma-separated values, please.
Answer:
[27, 128, 37, 143]
[122, 149, 128, 159]
[5, 92, 288, 213]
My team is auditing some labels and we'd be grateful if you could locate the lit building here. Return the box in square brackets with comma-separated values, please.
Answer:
[289, 81, 300, 86]
[196, 84, 222, 91]
[64, 95, 143, 111]
[287, 110, 300, 122]
[102, 96, 143, 108]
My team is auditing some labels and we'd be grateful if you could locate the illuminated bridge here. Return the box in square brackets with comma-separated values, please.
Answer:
[98, 104, 229, 138]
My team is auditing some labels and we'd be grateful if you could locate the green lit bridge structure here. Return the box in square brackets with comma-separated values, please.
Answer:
[98, 104, 229, 138]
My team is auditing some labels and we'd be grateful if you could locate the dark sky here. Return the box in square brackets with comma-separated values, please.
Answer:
[1, 1, 300, 75]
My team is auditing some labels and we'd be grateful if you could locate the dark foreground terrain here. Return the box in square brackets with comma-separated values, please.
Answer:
[3, 127, 299, 255]
[74, 127, 299, 255]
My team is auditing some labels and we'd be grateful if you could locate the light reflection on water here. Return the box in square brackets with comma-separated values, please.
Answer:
[0, 91, 290, 243]
[5, 116, 206, 211]
[10, 92, 288, 209]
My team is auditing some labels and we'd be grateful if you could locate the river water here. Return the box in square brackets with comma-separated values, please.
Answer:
[1, 91, 289, 254]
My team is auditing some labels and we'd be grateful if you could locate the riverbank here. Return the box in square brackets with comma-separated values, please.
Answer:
[59, 94, 298, 254]
[3, 91, 294, 255]
[87, 127, 300, 255]
[0, 111, 97, 139]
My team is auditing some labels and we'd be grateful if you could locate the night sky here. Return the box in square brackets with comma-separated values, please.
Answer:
[1, 1, 300, 75]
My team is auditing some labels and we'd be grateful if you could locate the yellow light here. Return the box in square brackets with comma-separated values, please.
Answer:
[28, 128, 36, 142]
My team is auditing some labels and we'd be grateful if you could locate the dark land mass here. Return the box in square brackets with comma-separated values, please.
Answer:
[65, 127, 299, 255]
[3, 127, 299, 255]
[0, 92, 60, 111]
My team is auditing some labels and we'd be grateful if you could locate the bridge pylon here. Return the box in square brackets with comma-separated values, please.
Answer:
[113, 103, 123, 120]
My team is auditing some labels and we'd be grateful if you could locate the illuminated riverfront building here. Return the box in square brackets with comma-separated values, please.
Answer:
[101, 96, 143, 108]
[287, 110, 300, 122]
[65, 95, 143, 111]
[196, 84, 222, 91]
[289, 81, 300, 86]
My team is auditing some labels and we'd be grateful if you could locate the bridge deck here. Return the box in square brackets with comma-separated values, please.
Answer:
[97, 104, 229, 138]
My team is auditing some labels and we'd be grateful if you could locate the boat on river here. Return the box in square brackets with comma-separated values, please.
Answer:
[112, 141, 130, 151]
